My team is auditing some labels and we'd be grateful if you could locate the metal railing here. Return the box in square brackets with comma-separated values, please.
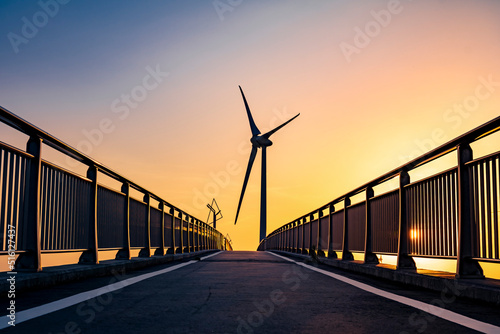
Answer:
[259, 115, 500, 278]
[0, 106, 230, 272]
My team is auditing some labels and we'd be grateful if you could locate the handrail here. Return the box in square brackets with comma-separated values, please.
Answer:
[275, 115, 500, 227]
[0, 105, 199, 222]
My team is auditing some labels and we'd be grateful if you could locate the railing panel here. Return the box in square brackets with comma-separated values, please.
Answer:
[0, 145, 29, 251]
[97, 186, 125, 248]
[347, 202, 365, 252]
[406, 169, 458, 257]
[298, 223, 303, 250]
[304, 222, 310, 250]
[371, 190, 399, 254]
[194, 222, 198, 249]
[129, 198, 147, 248]
[200, 224, 206, 250]
[40, 163, 90, 250]
[319, 216, 329, 252]
[284, 229, 289, 249]
[471, 153, 500, 260]
[283, 228, 289, 249]
[164, 213, 173, 249]
[174, 217, 181, 248]
[150, 207, 162, 248]
[331, 210, 344, 250]
[311, 219, 318, 250]
[189, 221, 194, 250]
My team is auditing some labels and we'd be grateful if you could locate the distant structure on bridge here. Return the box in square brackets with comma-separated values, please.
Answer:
[0, 106, 231, 272]
[206, 198, 223, 229]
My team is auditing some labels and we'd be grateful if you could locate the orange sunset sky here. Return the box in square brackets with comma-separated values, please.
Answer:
[1, 0, 500, 254]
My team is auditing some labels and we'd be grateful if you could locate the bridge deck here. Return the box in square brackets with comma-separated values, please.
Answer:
[3, 251, 500, 333]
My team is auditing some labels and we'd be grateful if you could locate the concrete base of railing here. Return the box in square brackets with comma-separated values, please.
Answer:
[271, 250, 500, 306]
[0, 250, 220, 294]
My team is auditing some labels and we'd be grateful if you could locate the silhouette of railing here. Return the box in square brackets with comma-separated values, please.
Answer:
[0, 106, 231, 272]
[259, 115, 500, 278]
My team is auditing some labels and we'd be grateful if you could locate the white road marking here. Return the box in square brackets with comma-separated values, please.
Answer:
[1, 251, 222, 329]
[268, 251, 500, 334]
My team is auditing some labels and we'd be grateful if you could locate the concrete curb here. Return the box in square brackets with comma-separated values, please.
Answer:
[1, 250, 218, 294]
[271, 251, 500, 306]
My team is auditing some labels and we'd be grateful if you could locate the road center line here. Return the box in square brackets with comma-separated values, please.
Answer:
[1, 251, 222, 329]
[268, 251, 500, 334]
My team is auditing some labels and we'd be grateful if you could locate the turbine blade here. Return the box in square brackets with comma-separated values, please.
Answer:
[262, 113, 300, 139]
[239, 86, 261, 136]
[235, 146, 258, 224]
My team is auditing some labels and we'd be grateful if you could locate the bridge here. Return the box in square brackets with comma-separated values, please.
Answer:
[1, 106, 500, 333]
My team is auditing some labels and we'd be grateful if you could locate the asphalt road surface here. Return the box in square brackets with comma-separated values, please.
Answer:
[2, 251, 500, 334]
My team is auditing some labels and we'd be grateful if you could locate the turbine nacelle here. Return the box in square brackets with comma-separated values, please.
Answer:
[251, 136, 273, 148]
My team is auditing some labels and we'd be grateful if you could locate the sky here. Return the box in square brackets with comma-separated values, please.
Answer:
[1, 0, 500, 254]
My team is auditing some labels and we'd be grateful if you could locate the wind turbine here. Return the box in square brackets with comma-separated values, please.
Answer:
[234, 86, 300, 242]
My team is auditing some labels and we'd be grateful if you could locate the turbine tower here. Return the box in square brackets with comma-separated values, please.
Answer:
[234, 86, 300, 242]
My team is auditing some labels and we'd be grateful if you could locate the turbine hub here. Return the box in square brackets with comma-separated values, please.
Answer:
[251, 136, 273, 148]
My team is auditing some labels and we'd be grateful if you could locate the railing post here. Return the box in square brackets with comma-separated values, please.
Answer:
[206, 224, 210, 250]
[198, 220, 202, 251]
[280, 226, 286, 250]
[294, 220, 299, 253]
[364, 187, 378, 264]
[186, 215, 191, 252]
[317, 209, 325, 257]
[309, 214, 314, 255]
[286, 224, 290, 251]
[191, 217, 195, 252]
[211, 226, 214, 250]
[213, 228, 216, 250]
[185, 215, 191, 253]
[276, 229, 279, 250]
[79, 166, 99, 264]
[295, 221, 299, 252]
[302, 217, 307, 254]
[282, 227, 285, 250]
[139, 194, 151, 257]
[116, 183, 131, 260]
[189, 217, 194, 252]
[209, 227, 213, 250]
[201, 223, 205, 250]
[212, 227, 216, 249]
[155, 202, 165, 256]
[206, 226, 210, 250]
[193, 219, 197, 252]
[185, 215, 190, 253]
[274, 231, 277, 250]
[456, 144, 484, 278]
[328, 204, 337, 258]
[16, 136, 43, 271]
[195, 219, 200, 251]
[342, 197, 353, 260]
[203, 223, 207, 250]
[167, 207, 175, 254]
[396, 171, 416, 269]
[277, 229, 280, 250]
